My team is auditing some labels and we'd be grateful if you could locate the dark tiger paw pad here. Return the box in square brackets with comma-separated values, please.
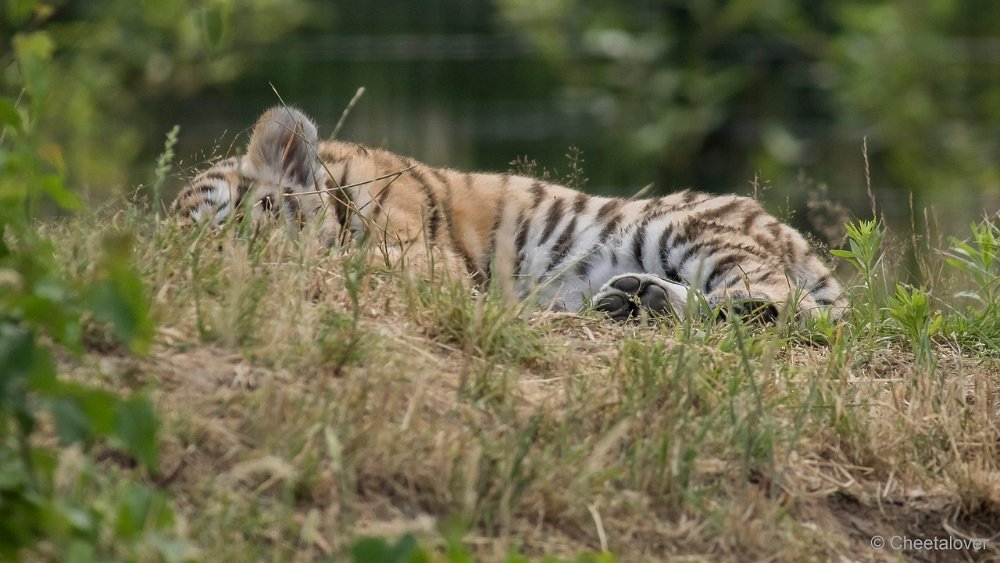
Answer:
[595, 294, 627, 314]
[593, 274, 688, 322]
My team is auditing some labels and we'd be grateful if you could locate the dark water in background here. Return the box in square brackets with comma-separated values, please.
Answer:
[160, 4, 586, 189]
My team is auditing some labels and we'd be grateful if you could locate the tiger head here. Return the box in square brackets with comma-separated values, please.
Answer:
[171, 105, 329, 230]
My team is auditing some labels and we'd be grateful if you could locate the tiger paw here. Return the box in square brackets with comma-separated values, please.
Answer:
[708, 292, 780, 323]
[593, 273, 689, 321]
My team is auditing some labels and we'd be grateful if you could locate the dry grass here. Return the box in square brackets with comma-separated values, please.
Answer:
[48, 207, 1000, 562]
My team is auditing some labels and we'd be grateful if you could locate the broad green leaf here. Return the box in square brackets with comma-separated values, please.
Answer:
[51, 398, 93, 444]
[115, 482, 153, 540]
[1, 326, 56, 406]
[201, 3, 233, 49]
[113, 397, 158, 468]
[0, 453, 32, 491]
[57, 503, 96, 535]
[389, 534, 419, 562]
[12, 32, 56, 113]
[85, 234, 153, 355]
[0, 326, 38, 391]
[39, 174, 82, 211]
[112, 485, 180, 556]
[16, 287, 82, 350]
[351, 537, 396, 563]
[0, 99, 24, 134]
[12, 31, 55, 62]
[53, 382, 118, 435]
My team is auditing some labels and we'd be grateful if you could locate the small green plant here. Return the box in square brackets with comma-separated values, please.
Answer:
[831, 219, 886, 323]
[944, 220, 1000, 306]
[888, 284, 941, 367]
[938, 220, 1000, 350]
[151, 125, 181, 218]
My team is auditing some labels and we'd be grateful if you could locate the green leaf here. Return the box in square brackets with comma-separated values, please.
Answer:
[829, 249, 854, 259]
[390, 534, 419, 562]
[114, 483, 178, 546]
[0, 451, 32, 491]
[349, 534, 424, 563]
[113, 397, 158, 468]
[1, 326, 40, 395]
[115, 482, 153, 540]
[1, 326, 56, 431]
[351, 537, 392, 563]
[201, 4, 233, 49]
[51, 398, 93, 444]
[85, 233, 154, 355]
[39, 174, 82, 211]
[12, 31, 54, 62]
[50, 382, 118, 436]
[57, 503, 97, 535]
[0, 98, 24, 134]
[16, 284, 82, 350]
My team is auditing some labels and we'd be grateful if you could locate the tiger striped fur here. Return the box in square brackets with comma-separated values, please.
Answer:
[170, 106, 846, 321]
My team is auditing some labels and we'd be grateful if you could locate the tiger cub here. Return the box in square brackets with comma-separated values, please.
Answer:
[170, 106, 846, 321]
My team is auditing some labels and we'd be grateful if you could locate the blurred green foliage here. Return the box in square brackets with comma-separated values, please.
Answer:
[1, 2, 187, 559]
[2, 0, 308, 190]
[496, 0, 1000, 220]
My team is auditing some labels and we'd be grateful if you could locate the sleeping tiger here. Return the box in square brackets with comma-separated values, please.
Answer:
[170, 106, 846, 321]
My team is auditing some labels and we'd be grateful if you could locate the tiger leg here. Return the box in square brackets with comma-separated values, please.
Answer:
[593, 273, 689, 321]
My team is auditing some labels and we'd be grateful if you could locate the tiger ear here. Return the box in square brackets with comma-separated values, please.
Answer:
[246, 106, 320, 185]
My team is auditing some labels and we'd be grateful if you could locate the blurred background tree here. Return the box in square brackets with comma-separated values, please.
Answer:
[2, 0, 309, 194]
[496, 0, 1000, 230]
[3, 0, 999, 232]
